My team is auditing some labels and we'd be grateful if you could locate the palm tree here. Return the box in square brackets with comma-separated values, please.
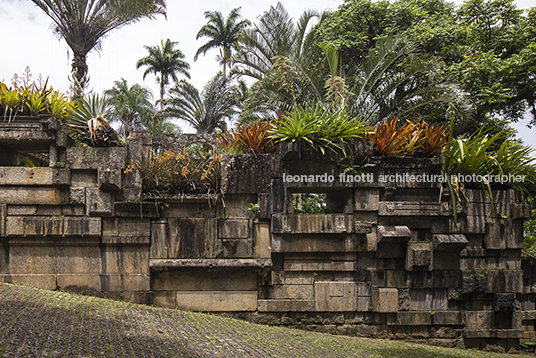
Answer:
[30, 0, 166, 98]
[232, 3, 322, 81]
[159, 73, 237, 133]
[231, 3, 327, 119]
[104, 78, 155, 138]
[136, 39, 191, 108]
[194, 7, 251, 76]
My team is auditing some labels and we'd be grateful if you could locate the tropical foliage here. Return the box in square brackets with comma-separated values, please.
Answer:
[217, 120, 273, 154]
[268, 102, 372, 154]
[125, 149, 222, 195]
[104, 78, 155, 138]
[136, 39, 191, 107]
[194, 7, 251, 75]
[0, 80, 70, 122]
[64, 94, 123, 147]
[30, 0, 166, 98]
[367, 119, 451, 157]
[315, 0, 536, 133]
[159, 73, 238, 133]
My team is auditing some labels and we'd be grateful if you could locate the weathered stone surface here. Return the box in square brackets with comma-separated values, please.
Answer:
[10, 274, 57, 290]
[221, 154, 273, 194]
[484, 222, 506, 250]
[378, 202, 447, 216]
[272, 214, 352, 234]
[67, 147, 127, 169]
[102, 218, 150, 238]
[465, 311, 494, 330]
[151, 291, 176, 309]
[104, 246, 149, 274]
[149, 258, 272, 269]
[163, 218, 217, 259]
[494, 294, 519, 312]
[511, 203, 532, 220]
[104, 274, 150, 291]
[409, 289, 448, 310]
[218, 219, 249, 239]
[0, 167, 57, 185]
[9, 245, 56, 274]
[396, 311, 432, 326]
[0, 204, 5, 237]
[315, 282, 357, 312]
[433, 311, 463, 326]
[98, 167, 122, 190]
[406, 242, 433, 271]
[372, 288, 398, 313]
[506, 220, 524, 249]
[86, 188, 114, 216]
[57, 274, 101, 291]
[114, 201, 160, 218]
[284, 260, 357, 272]
[69, 187, 86, 205]
[258, 299, 315, 312]
[375, 243, 405, 258]
[6, 216, 101, 237]
[487, 270, 523, 293]
[175, 291, 257, 311]
[354, 189, 379, 211]
[56, 244, 100, 274]
[433, 234, 468, 252]
[0, 187, 68, 205]
[272, 234, 356, 253]
[357, 282, 372, 297]
[254, 221, 271, 259]
[152, 271, 257, 291]
[221, 239, 254, 258]
[357, 296, 373, 312]
[270, 284, 314, 299]
[377, 225, 411, 243]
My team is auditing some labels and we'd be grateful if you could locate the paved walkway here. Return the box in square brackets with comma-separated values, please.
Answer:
[0, 283, 515, 357]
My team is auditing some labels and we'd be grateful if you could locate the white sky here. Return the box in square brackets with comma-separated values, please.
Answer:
[0, 0, 534, 146]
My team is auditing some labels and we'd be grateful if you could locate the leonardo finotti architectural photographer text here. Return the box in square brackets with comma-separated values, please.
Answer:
[282, 172, 527, 184]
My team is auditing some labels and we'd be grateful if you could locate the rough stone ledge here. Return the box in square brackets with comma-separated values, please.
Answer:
[464, 329, 523, 339]
[143, 194, 219, 203]
[150, 259, 273, 269]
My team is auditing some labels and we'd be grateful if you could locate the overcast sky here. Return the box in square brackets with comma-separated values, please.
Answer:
[0, 0, 534, 146]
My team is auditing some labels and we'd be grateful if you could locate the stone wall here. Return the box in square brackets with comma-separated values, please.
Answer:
[0, 119, 534, 351]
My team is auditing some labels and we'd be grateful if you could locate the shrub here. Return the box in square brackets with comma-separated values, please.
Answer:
[126, 149, 222, 195]
[217, 120, 273, 154]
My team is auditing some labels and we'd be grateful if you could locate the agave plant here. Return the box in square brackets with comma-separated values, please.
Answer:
[65, 94, 123, 147]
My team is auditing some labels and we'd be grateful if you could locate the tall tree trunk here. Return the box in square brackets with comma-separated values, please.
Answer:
[160, 75, 165, 111]
[71, 52, 88, 100]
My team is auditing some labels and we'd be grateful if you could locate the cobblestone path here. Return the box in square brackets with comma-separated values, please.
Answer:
[0, 284, 514, 358]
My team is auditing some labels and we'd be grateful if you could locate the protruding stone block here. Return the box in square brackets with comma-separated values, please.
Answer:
[69, 187, 86, 205]
[221, 239, 253, 258]
[0, 204, 5, 237]
[102, 218, 151, 238]
[272, 214, 351, 234]
[254, 221, 271, 259]
[315, 282, 357, 312]
[354, 189, 379, 211]
[98, 167, 122, 190]
[86, 188, 114, 216]
[433, 234, 468, 252]
[67, 147, 127, 169]
[0, 187, 68, 205]
[175, 291, 257, 311]
[511, 203, 532, 220]
[258, 299, 315, 312]
[433, 311, 463, 326]
[465, 311, 494, 330]
[396, 311, 432, 326]
[484, 222, 506, 250]
[372, 288, 398, 313]
[377, 225, 411, 243]
[218, 219, 249, 238]
[406, 242, 433, 271]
